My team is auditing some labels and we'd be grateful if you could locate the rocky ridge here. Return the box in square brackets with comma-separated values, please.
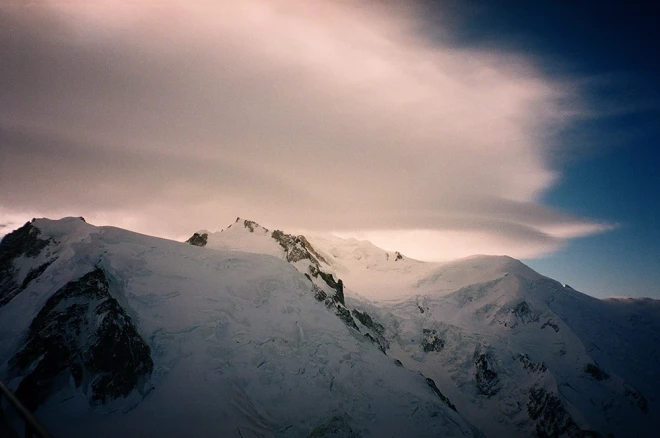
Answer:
[1, 220, 154, 412]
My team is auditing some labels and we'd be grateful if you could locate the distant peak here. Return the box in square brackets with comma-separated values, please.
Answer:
[186, 232, 208, 247]
[242, 219, 267, 233]
[224, 218, 269, 234]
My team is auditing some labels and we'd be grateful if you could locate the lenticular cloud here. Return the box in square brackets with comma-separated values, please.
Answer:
[0, 0, 609, 258]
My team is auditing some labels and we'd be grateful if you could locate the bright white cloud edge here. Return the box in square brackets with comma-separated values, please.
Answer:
[0, 0, 611, 261]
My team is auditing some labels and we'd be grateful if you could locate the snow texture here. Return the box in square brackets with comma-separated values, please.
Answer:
[1, 217, 658, 437]
[1, 218, 479, 437]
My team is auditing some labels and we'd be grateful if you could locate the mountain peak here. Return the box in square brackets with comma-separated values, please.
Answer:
[3, 216, 658, 438]
[227, 217, 269, 234]
[185, 219, 346, 305]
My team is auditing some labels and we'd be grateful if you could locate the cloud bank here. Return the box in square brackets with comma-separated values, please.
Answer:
[0, 0, 610, 260]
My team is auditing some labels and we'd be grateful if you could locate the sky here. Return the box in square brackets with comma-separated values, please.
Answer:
[0, 1, 658, 299]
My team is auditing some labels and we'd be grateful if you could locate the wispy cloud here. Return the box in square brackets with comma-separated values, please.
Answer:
[0, 0, 611, 259]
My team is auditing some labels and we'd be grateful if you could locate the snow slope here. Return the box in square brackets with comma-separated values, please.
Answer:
[190, 219, 660, 437]
[194, 220, 539, 303]
[305, 234, 543, 303]
[194, 218, 284, 259]
[0, 218, 478, 438]
[351, 274, 660, 437]
[306, 239, 659, 437]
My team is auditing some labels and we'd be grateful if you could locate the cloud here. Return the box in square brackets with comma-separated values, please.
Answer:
[0, 0, 611, 259]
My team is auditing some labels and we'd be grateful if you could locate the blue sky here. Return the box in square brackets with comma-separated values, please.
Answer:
[437, 1, 660, 297]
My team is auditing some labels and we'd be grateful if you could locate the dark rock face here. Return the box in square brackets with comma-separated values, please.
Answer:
[242, 219, 262, 233]
[9, 268, 153, 411]
[21, 261, 53, 289]
[584, 363, 609, 381]
[474, 353, 500, 397]
[312, 284, 328, 302]
[541, 319, 560, 332]
[352, 310, 385, 335]
[0, 222, 50, 259]
[425, 377, 457, 412]
[517, 354, 547, 374]
[421, 329, 445, 353]
[269, 226, 373, 346]
[496, 301, 540, 329]
[311, 284, 360, 334]
[272, 228, 346, 305]
[336, 279, 345, 306]
[308, 265, 345, 305]
[512, 301, 539, 323]
[352, 310, 388, 352]
[394, 251, 403, 261]
[0, 222, 53, 307]
[298, 235, 329, 265]
[272, 230, 317, 264]
[186, 232, 208, 247]
[335, 306, 360, 332]
[314, 270, 344, 305]
[527, 387, 602, 438]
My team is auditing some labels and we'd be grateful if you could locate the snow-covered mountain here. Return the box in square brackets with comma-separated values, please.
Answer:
[1, 217, 658, 437]
[0, 218, 477, 437]
[189, 218, 660, 437]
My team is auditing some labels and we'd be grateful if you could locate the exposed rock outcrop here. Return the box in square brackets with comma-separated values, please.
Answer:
[425, 377, 457, 412]
[186, 232, 208, 247]
[421, 329, 445, 353]
[272, 229, 317, 264]
[512, 301, 539, 323]
[9, 268, 153, 410]
[497, 301, 540, 328]
[474, 352, 500, 397]
[352, 309, 388, 352]
[335, 305, 360, 332]
[352, 309, 385, 335]
[272, 228, 346, 305]
[517, 354, 547, 374]
[541, 319, 560, 332]
[527, 387, 602, 437]
[584, 363, 609, 381]
[0, 221, 53, 307]
[242, 219, 262, 233]
[312, 285, 360, 333]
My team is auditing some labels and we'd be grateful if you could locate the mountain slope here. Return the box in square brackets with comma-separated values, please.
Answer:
[305, 234, 543, 303]
[356, 274, 659, 437]
[189, 219, 660, 437]
[0, 218, 478, 437]
[191, 218, 346, 304]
